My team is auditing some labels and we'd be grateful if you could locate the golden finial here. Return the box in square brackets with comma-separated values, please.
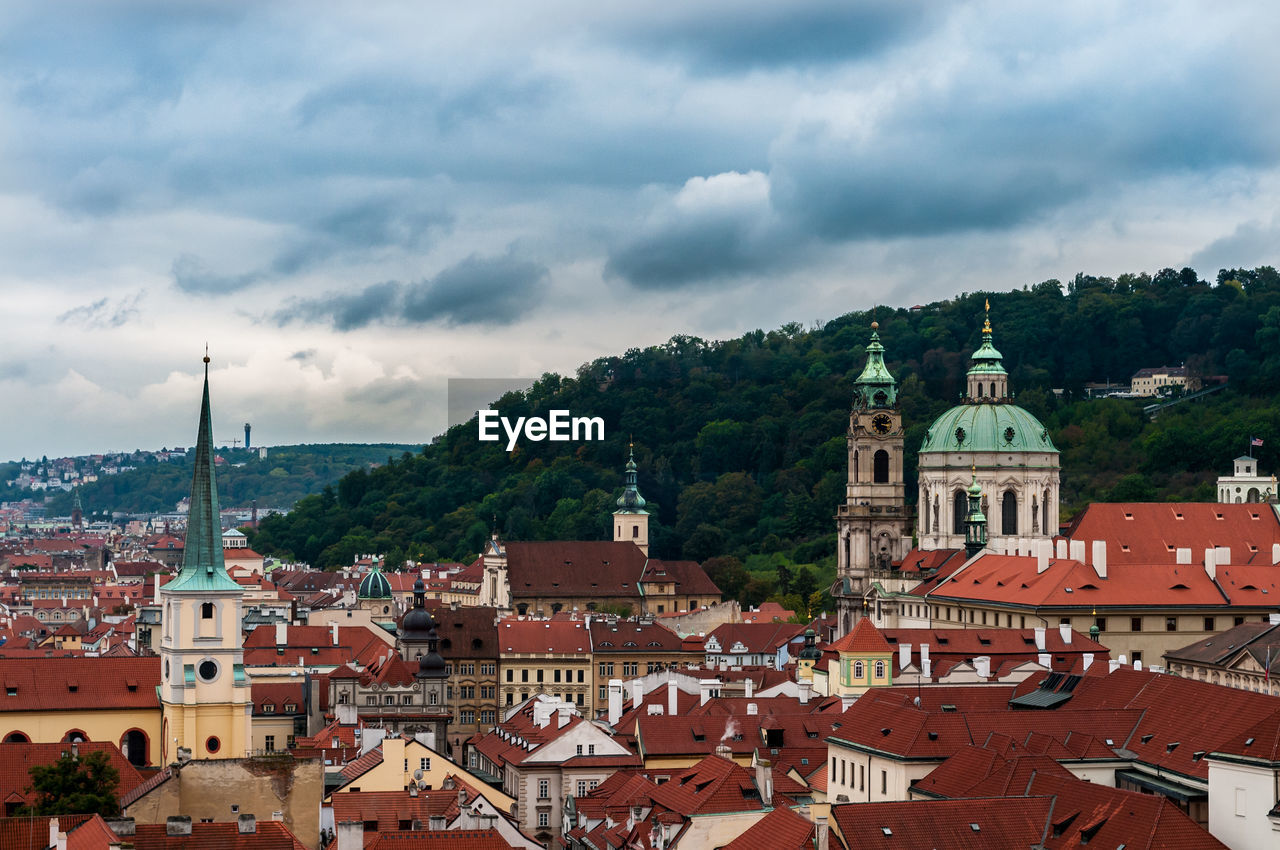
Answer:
[203, 343, 210, 365]
[871, 321, 879, 330]
[983, 298, 991, 334]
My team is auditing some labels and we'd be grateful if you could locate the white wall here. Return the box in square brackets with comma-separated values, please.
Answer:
[1208, 758, 1279, 850]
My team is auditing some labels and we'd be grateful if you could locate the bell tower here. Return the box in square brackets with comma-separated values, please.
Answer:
[834, 322, 913, 635]
[613, 443, 649, 555]
[159, 353, 252, 762]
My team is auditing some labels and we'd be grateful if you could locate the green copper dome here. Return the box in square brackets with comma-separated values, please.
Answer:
[614, 445, 648, 514]
[921, 403, 1057, 454]
[359, 564, 393, 599]
[852, 322, 897, 409]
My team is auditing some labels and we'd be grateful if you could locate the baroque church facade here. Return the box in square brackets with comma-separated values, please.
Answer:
[833, 308, 1061, 635]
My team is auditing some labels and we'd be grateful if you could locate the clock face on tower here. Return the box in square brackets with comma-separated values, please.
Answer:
[871, 413, 894, 435]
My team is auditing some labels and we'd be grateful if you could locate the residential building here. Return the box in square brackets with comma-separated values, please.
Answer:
[498, 619, 593, 713]
[1130, 364, 1197, 397]
[589, 621, 696, 709]
[420, 601, 499, 756]
[703, 622, 806, 669]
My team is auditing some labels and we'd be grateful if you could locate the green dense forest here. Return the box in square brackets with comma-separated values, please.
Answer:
[249, 266, 1280, 614]
[34, 444, 420, 516]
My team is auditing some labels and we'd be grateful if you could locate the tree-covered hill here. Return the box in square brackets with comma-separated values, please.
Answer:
[249, 266, 1280, 606]
[38, 444, 420, 516]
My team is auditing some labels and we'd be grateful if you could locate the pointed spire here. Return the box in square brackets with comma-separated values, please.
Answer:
[964, 470, 987, 557]
[615, 443, 647, 513]
[853, 321, 897, 409]
[166, 354, 239, 593]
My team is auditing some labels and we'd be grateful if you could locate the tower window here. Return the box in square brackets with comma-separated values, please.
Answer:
[873, 450, 889, 484]
[201, 602, 214, 620]
[953, 490, 967, 535]
[632, 526, 639, 538]
[1002, 492, 1018, 535]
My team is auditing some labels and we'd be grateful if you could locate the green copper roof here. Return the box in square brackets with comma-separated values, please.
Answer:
[614, 446, 648, 515]
[967, 315, 1007, 377]
[359, 564, 393, 599]
[166, 359, 241, 594]
[852, 322, 897, 409]
[920, 403, 1058, 454]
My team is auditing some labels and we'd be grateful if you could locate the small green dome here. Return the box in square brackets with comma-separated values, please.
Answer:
[920, 403, 1058, 454]
[358, 565, 393, 599]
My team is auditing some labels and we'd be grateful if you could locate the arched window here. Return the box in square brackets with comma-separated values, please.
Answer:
[953, 490, 968, 534]
[873, 450, 889, 484]
[1042, 489, 1051, 536]
[977, 382, 984, 398]
[852, 660, 865, 680]
[1002, 491, 1017, 535]
[874, 660, 886, 679]
[852, 450, 859, 483]
[921, 491, 930, 532]
[121, 729, 149, 767]
[3, 731, 30, 743]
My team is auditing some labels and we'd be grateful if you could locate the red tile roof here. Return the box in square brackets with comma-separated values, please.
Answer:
[826, 618, 892, 654]
[130, 820, 309, 850]
[0, 814, 111, 850]
[705, 623, 805, 655]
[504, 541, 648, 599]
[589, 622, 685, 653]
[496, 619, 590, 654]
[364, 830, 517, 850]
[242, 625, 389, 669]
[1065, 502, 1280, 564]
[639, 560, 720, 597]
[0, 656, 160, 712]
[0, 742, 147, 809]
[720, 804, 814, 850]
[829, 797, 1055, 848]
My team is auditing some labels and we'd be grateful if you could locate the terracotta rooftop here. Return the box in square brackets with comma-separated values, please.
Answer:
[504, 541, 648, 599]
[1065, 502, 1280, 565]
[0, 656, 160, 712]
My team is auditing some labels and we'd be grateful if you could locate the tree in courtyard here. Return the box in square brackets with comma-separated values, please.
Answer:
[20, 750, 120, 817]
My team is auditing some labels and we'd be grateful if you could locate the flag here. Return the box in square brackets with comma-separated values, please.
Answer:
[1252, 437, 1265, 447]
[1268, 646, 1272, 684]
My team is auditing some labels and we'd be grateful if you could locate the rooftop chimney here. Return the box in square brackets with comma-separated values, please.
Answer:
[1216, 545, 1231, 566]
[238, 815, 256, 834]
[1033, 627, 1046, 651]
[1069, 539, 1086, 562]
[1204, 548, 1217, 581]
[1270, 613, 1280, 626]
[746, 703, 758, 715]
[816, 816, 829, 850]
[1036, 540, 1050, 574]
[1037, 652, 1051, 668]
[798, 681, 812, 705]
[1059, 623, 1072, 645]
[754, 759, 773, 806]
[607, 679, 624, 726]
[919, 643, 930, 667]
[1082, 653, 1094, 671]
[1108, 658, 1121, 673]
[275, 622, 287, 647]
[631, 680, 643, 710]
[48, 819, 59, 850]
[1133, 658, 1143, 671]
[1273, 543, 1280, 566]
[1176, 548, 1192, 565]
[1091, 541, 1107, 579]
[667, 679, 678, 717]
[899, 642, 912, 670]
[331, 623, 339, 646]
[1055, 539, 1068, 559]
[165, 817, 192, 837]
[744, 678, 753, 699]
[336, 822, 364, 850]
[973, 656, 991, 678]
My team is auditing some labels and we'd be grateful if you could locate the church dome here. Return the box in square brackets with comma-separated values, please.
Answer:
[400, 579, 435, 637]
[920, 403, 1058, 454]
[358, 565, 392, 599]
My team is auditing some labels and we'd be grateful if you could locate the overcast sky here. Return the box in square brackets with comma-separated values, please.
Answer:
[2, 1, 1278, 459]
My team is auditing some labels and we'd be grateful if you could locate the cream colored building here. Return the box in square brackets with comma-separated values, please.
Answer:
[1217, 455, 1276, 504]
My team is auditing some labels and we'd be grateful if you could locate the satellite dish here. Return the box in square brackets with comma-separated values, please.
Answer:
[413, 769, 424, 780]
[417, 779, 427, 790]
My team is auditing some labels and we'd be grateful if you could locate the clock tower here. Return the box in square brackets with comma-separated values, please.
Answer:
[833, 322, 913, 635]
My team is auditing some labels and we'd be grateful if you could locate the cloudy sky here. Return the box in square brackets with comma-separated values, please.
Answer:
[2, 1, 1277, 459]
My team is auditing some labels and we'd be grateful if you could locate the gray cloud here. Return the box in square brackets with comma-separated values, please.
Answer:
[274, 251, 548, 330]
[403, 253, 548, 325]
[172, 254, 262, 295]
[1191, 219, 1280, 277]
[56, 292, 144, 328]
[614, 1, 938, 72]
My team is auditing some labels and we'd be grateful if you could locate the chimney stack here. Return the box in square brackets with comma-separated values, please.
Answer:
[1082, 653, 1094, 671]
[1216, 545, 1231, 566]
[1055, 539, 1068, 559]
[744, 678, 753, 699]
[607, 679, 624, 726]
[1069, 539, 1086, 562]
[667, 678, 678, 717]
[1034, 627, 1046, 651]
[275, 622, 287, 647]
[336, 822, 364, 850]
[631, 680, 643, 710]
[1091, 541, 1106, 579]
[1204, 548, 1217, 581]
[238, 815, 256, 835]
[1273, 543, 1280, 566]
[1036, 540, 1051, 574]
[753, 759, 773, 806]
[815, 816, 829, 850]
[1176, 548, 1192, 564]
[165, 817, 192, 837]
[899, 642, 912, 670]
[974, 656, 991, 678]
[1038, 652, 1051, 668]
[1059, 623, 1072, 644]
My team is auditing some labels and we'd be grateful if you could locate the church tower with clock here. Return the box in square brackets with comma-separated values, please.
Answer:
[833, 322, 913, 635]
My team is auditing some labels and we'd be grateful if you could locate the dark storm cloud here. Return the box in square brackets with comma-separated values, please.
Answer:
[616, 0, 938, 72]
[273, 251, 548, 330]
[403, 253, 548, 326]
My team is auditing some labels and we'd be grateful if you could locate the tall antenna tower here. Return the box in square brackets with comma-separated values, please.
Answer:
[244, 422, 251, 450]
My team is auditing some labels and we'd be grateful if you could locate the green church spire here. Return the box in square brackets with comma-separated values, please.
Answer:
[964, 471, 987, 558]
[967, 299, 1008, 378]
[166, 354, 240, 593]
[852, 321, 897, 409]
[615, 442, 648, 514]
